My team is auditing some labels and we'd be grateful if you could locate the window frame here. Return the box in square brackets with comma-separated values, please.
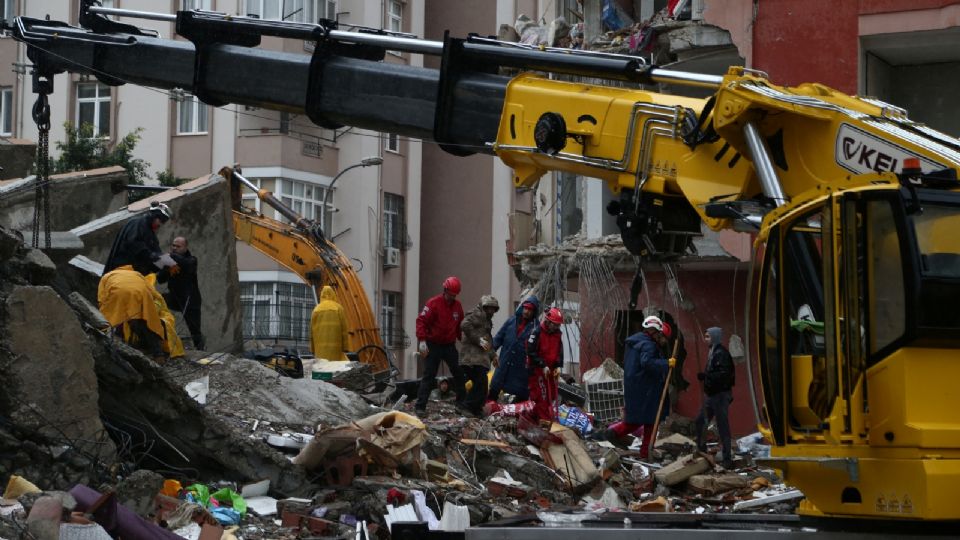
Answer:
[385, 132, 400, 153]
[246, 0, 332, 22]
[278, 177, 333, 233]
[380, 290, 403, 348]
[76, 82, 111, 138]
[383, 192, 405, 250]
[0, 87, 12, 136]
[387, 0, 403, 32]
[177, 94, 209, 135]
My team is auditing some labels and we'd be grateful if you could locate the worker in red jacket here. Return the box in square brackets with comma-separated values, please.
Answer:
[414, 276, 466, 416]
[526, 307, 564, 424]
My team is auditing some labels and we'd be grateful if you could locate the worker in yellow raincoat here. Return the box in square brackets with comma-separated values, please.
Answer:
[310, 285, 349, 360]
[98, 265, 166, 360]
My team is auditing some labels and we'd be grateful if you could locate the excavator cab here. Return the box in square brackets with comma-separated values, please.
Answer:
[754, 183, 960, 519]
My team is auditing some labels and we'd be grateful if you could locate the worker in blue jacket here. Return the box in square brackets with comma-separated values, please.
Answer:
[487, 296, 540, 402]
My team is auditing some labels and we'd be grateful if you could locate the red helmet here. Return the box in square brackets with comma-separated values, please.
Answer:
[442, 276, 461, 295]
[545, 307, 564, 325]
[661, 322, 673, 339]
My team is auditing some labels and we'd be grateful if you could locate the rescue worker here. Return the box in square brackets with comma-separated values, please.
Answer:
[98, 265, 166, 362]
[460, 295, 499, 416]
[526, 307, 564, 424]
[414, 276, 466, 416]
[310, 285, 349, 361]
[103, 201, 172, 276]
[429, 377, 456, 402]
[158, 236, 205, 350]
[488, 296, 540, 403]
[592, 315, 675, 458]
[695, 326, 736, 469]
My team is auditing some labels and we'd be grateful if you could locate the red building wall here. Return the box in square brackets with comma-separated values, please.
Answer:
[577, 266, 757, 437]
[752, 0, 860, 93]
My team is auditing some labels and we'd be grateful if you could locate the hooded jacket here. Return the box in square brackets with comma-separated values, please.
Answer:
[703, 327, 735, 395]
[98, 265, 164, 340]
[623, 330, 670, 425]
[104, 213, 163, 276]
[310, 286, 349, 360]
[490, 296, 540, 398]
[460, 303, 495, 368]
[527, 320, 563, 371]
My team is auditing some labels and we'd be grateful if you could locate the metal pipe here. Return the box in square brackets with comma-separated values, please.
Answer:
[88, 6, 176, 22]
[231, 169, 308, 228]
[650, 68, 723, 89]
[743, 120, 788, 206]
[83, 7, 722, 89]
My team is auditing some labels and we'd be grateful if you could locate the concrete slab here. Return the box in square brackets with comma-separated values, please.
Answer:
[0, 167, 128, 232]
[653, 453, 711, 486]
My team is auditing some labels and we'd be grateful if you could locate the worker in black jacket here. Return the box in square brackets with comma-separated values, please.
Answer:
[158, 236, 205, 350]
[103, 201, 172, 276]
[695, 326, 736, 468]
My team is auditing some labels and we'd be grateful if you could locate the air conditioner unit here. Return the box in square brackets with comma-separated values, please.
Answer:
[383, 247, 400, 268]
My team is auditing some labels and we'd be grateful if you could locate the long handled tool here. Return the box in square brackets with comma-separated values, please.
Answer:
[647, 338, 680, 457]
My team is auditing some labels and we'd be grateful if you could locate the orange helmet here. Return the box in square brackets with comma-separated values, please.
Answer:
[442, 276, 461, 295]
[545, 308, 564, 325]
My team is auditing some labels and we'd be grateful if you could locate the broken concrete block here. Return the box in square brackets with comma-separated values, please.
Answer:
[542, 425, 600, 493]
[688, 474, 750, 495]
[654, 433, 696, 448]
[653, 453, 710, 486]
[3, 285, 116, 461]
[11, 248, 58, 285]
[26, 495, 63, 540]
[116, 470, 164, 519]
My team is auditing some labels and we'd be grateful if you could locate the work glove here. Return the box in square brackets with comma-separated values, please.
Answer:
[418, 341, 429, 356]
[479, 337, 491, 351]
[697, 372, 706, 381]
[668, 357, 677, 369]
[168, 264, 181, 277]
[552, 367, 561, 379]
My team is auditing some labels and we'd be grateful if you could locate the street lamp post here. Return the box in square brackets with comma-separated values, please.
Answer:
[321, 156, 383, 235]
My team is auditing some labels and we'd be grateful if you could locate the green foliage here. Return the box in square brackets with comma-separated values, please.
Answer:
[51, 122, 150, 185]
[156, 168, 192, 187]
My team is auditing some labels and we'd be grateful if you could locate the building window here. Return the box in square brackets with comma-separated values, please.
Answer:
[380, 291, 404, 348]
[279, 178, 333, 232]
[178, 94, 209, 134]
[383, 193, 405, 249]
[181, 0, 213, 10]
[240, 281, 314, 342]
[246, 0, 333, 22]
[0, 87, 12, 136]
[385, 132, 399, 153]
[387, 0, 402, 32]
[76, 82, 111, 138]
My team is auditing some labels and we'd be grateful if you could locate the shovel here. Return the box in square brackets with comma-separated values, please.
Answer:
[647, 337, 680, 457]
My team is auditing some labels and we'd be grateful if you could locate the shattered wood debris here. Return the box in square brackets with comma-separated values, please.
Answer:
[0, 223, 803, 538]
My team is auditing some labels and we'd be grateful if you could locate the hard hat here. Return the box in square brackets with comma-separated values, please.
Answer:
[662, 321, 673, 339]
[149, 201, 172, 223]
[545, 307, 564, 325]
[480, 295, 499, 310]
[642, 315, 663, 332]
[442, 276, 461, 295]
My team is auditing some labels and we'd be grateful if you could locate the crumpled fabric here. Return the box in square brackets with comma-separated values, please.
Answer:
[144, 273, 184, 357]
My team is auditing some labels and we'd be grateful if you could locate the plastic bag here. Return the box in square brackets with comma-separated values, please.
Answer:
[557, 405, 593, 436]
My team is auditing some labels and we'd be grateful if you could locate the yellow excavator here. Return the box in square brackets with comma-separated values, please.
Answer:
[224, 165, 391, 380]
[9, 1, 960, 532]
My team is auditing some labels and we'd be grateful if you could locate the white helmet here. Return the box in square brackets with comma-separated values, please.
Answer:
[642, 315, 663, 332]
[149, 201, 172, 222]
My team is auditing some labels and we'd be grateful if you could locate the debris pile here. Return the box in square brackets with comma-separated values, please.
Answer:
[0, 224, 801, 538]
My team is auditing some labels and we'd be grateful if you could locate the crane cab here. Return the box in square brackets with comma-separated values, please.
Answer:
[752, 182, 960, 520]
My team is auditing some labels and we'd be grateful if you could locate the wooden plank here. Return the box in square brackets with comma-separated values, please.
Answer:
[460, 438, 510, 449]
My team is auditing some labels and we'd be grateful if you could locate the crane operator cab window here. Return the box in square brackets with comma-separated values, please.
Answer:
[759, 187, 960, 446]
